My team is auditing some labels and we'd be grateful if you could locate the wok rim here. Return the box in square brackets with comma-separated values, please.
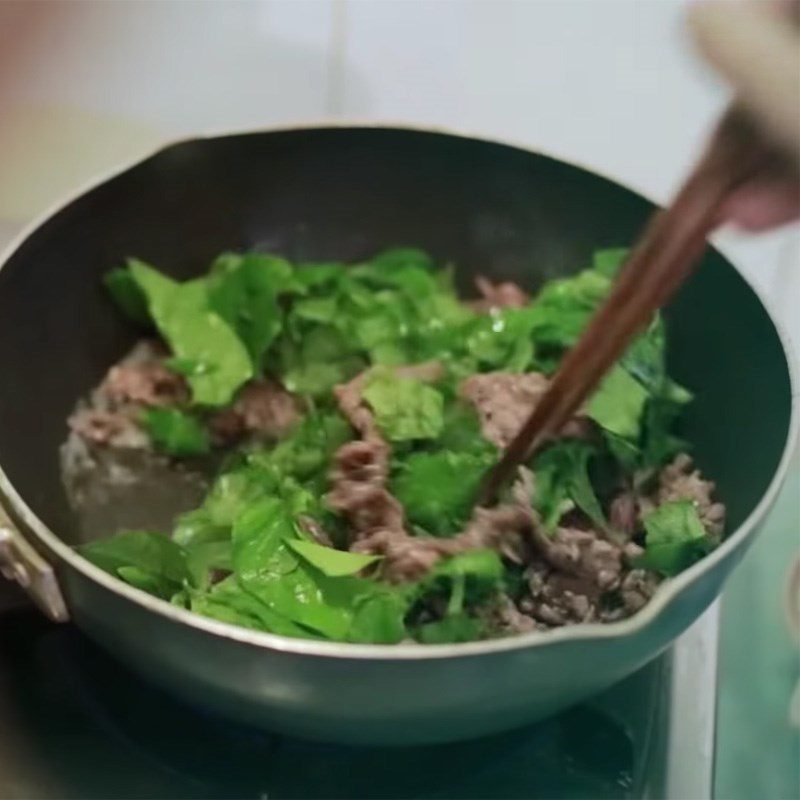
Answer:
[0, 120, 796, 660]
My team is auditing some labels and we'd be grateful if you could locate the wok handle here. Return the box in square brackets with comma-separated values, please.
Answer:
[0, 502, 69, 622]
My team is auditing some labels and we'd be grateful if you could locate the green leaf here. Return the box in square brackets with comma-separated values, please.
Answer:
[172, 509, 229, 547]
[116, 566, 179, 599]
[527, 268, 611, 352]
[638, 500, 709, 576]
[592, 247, 629, 278]
[392, 450, 493, 536]
[127, 260, 253, 406]
[621, 316, 666, 393]
[362, 247, 435, 278]
[432, 549, 505, 583]
[142, 407, 210, 457]
[362, 370, 444, 442]
[204, 467, 277, 528]
[104, 267, 151, 325]
[641, 378, 693, 469]
[348, 590, 408, 644]
[189, 576, 313, 637]
[231, 497, 296, 578]
[249, 411, 352, 486]
[414, 613, 484, 644]
[588, 365, 648, 441]
[292, 295, 339, 324]
[185, 540, 232, 589]
[78, 530, 189, 591]
[464, 307, 537, 372]
[532, 441, 607, 531]
[294, 262, 346, 290]
[286, 539, 382, 577]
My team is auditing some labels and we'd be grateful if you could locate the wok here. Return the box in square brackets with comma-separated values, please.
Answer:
[0, 125, 795, 745]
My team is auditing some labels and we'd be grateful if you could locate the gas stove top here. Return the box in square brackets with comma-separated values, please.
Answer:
[0, 590, 717, 800]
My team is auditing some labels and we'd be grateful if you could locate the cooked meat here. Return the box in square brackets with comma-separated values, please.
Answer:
[328, 361, 446, 551]
[327, 440, 405, 538]
[532, 525, 624, 592]
[334, 373, 381, 440]
[101, 362, 188, 407]
[209, 379, 300, 445]
[470, 276, 530, 312]
[456, 504, 533, 564]
[654, 453, 726, 539]
[67, 407, 148, 449]
[352, 530, 452, 582]
[98, 339, 187, 408]
[619, 569, 660, 614]
[459, 371, 591, 449]
[70, 340, 182, 450]
[478, 595, 540, 635]
[521, 560, 599, 626]
[609, 490, 639, 538]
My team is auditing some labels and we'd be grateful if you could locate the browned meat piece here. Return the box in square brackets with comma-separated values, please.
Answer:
[619, 569, 661, 614]
[101, 362, 188, 407]
[96, 339, 187, 408]
[609, 490, 639, 538]
[352, 530, 451, 582]
[67, 408, 148, 449]
[209, 380, 300, 445]
[327, 440, 404, 538]
[532, 525, 624, 592]
[328, 362, 447, 568]
[654, 453, 726, 539]
[520, 560, 599, 626]
[352, 502, 535, 583]
[470, 276, 530, 313]
[334, 373, 381, 440]
[478, 595, 541, 635]
[456, 504, 534, 564]
[513, 504, 633, 627]
[459, 371, 591, 449]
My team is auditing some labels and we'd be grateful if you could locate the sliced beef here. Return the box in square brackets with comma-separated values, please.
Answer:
[327, 440, 404, 538]
[478, 595, 541, 635]
[470, 276, 530, 313]
[98, 339, 187, 408]
[101, 362, 187, 407]
[459, 371, 591, 449]
[618, 569, 660, 615]
[653, 453, 726, 539]
[328, 361, 445, 551]
[209, 379, 300, 445]
[67, 407, 148, 449]
[70, 340, 182, 450]
[456, 504, 533, 564]
[352, 530, 454, 582]
[609, 490, 639, 538]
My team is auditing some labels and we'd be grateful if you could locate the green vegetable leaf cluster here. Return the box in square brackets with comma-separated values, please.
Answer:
[637, 500, 710, 575]
[86, 244, 712, 644]
[532, 441, 606, 531]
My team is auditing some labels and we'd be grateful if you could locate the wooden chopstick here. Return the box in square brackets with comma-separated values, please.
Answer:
[479, 107, 784, 505]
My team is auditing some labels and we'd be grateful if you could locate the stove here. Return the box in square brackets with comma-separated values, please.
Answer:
[0, 585, 717, 800]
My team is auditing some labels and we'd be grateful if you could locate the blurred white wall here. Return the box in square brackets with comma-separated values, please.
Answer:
[0, 0, 796, 339]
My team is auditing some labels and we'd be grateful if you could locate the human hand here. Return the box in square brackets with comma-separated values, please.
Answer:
[688, 0, 800, 230]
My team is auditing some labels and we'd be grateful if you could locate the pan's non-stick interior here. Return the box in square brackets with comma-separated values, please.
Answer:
[0, 128, 792, 546]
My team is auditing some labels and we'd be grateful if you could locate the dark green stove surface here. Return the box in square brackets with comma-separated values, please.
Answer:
[0, 607, 671, 800]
